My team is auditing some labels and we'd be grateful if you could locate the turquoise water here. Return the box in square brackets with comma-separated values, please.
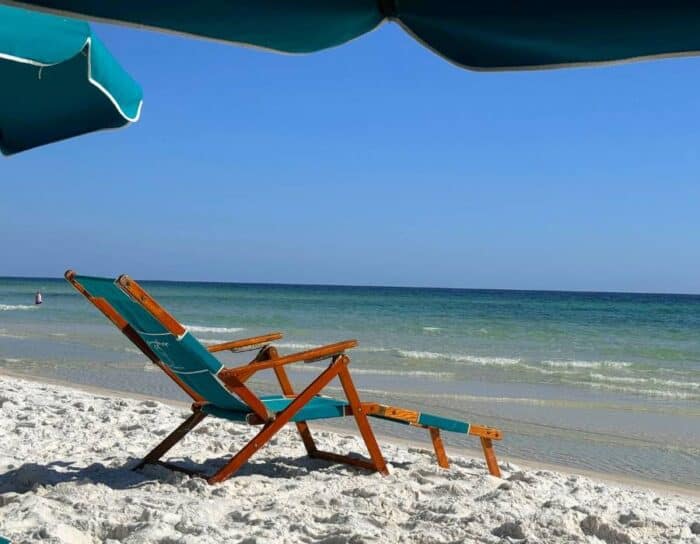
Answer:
[1, 277, 699, 487]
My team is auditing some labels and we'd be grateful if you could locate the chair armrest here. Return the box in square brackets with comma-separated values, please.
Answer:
[206, 332, 283, 353]
[219, 340, 358, 378]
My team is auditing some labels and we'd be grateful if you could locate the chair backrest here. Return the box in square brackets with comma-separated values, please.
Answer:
[69, 274, 248, 411]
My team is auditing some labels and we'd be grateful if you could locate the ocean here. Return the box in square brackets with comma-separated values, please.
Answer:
[1, 276, 698, 488]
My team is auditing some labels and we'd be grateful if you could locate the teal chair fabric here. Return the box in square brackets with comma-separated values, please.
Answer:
[10, 1, 700, 70]
[75, 275, 246, 411]
[76, 275, 356, 421]
[203, 395, 350, 422]
[0, 5, 142, 155]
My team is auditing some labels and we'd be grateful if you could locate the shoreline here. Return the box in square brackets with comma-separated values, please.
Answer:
[2, 367, 698, 499]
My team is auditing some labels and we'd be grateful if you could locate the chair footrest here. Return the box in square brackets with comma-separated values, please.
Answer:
[364, 404, 470, 434]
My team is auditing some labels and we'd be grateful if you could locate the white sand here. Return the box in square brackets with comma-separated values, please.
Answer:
[0, 375, 698, 544]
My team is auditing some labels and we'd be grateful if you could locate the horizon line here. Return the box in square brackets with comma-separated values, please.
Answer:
[1, 274, 699, 298]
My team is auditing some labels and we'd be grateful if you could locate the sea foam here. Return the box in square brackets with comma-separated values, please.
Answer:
[584, 381, 700, 400]
[395, 349, 520, 366]
[0, 304, 37, 311]
[589, 373, 700, 390]
[0, 329, 26, 339]
[275, 342, 323, 351]
[276, 342, 392, 354]
[290, 365, 453, 380]
[542, 360, 633, 370]
[186, 325, 245, 334]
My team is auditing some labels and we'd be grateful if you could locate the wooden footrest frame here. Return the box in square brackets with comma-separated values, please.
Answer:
[361, 403, 503, 477]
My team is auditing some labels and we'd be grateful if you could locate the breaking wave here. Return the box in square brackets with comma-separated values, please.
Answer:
[276, 343, 392, 354]
[290, 365, 453, 380]
[542, 360, 633, 370]
[0, 329, 26, 339]
[0, 357, 25, 364]
[275, 342, 322, 351]
[0, 304, 37, 311]
[589, 373, 700, 390]
[581, 381, 700, 400]
[186, 325, 245, 334]
[395, 349, 520, 367]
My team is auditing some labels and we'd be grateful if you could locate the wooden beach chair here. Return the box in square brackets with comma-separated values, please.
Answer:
[65, 271, 503, 482]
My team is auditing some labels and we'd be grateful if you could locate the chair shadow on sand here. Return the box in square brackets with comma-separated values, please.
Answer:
[0, 454, 415, 495]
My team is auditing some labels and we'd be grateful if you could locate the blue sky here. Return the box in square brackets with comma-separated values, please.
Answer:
[2, 22, 700, 293]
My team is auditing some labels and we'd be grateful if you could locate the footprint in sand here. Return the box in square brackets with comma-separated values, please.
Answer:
[492, 521, 527, 541]
[118, 423, 142, 432]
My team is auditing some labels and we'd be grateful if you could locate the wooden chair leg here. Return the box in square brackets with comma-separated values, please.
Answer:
[271, 348, 318, 456]
[134, 409, 207, 470]
[274, 351, 383, 472]
[480, 437, 501, 477]
[208, 358, 345, 483]
[429, 427, 450, 468]
[337, 359, 388, 475]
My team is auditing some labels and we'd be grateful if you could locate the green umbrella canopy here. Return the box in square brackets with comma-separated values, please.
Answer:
[0, 5, 142, 155]
[3, 1, 700, 70]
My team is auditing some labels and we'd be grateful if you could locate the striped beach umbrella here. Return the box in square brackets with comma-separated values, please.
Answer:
[3, 1, 700, 71]
[0, 4, 142, 155]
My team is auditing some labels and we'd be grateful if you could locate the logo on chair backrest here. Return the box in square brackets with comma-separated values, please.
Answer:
[147, 340, 170, 355]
